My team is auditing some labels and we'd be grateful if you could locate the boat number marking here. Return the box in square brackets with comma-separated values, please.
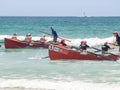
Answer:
[49, 44, 54, 50]
[54, 47, 59, 52]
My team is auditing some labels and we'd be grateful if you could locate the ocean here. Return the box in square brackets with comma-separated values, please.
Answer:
[0, 16, 120, 90]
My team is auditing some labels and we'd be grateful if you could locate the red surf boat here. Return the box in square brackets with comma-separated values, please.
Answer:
[48, 44, 119, 61]
[4, 38, 49, 49]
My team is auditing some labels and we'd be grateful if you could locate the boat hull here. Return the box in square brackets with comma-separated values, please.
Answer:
[48, 44, 119, 61]
[4, 38, 49, 49]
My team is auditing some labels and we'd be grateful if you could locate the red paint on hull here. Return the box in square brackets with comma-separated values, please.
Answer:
[4, 38, 48, 49]
[48, 44, 119, 61]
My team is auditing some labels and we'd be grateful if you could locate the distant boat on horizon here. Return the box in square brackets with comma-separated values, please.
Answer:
[83, 12, 87, 17]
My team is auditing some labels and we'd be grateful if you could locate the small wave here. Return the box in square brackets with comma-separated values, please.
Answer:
[0, 79, 120, 90]
[28, 56, 43, 60]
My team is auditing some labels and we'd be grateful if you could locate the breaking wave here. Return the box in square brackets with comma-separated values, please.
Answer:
[0, 35, 116, 46]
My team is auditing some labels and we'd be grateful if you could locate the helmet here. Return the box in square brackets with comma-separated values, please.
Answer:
[61, 39, 65, 42]
[27, 33, 31, 36]
[80, 41, 84, 44]
[113, 31, 118, 35]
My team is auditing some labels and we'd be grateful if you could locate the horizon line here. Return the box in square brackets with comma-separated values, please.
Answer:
[0, 15, 120, 17]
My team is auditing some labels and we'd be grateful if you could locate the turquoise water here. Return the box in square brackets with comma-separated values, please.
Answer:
[0, 16, 120, 90]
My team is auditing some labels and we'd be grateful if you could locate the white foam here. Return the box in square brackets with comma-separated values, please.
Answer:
[0, 35, 116, 46]
[68, 36, 116, 47]
[0, 79, 119, 90]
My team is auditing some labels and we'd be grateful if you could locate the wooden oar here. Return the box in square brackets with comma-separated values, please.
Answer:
[40, 31, 52, 36]
[87, 51, 115, 60]
[108, 43, 118, 46]
[40, 31, 71, 42]
[93, 47, 120, 58]
[92, 47, 102, 51]
[41, 56, 49, 59]
[70, 46, 112, 60]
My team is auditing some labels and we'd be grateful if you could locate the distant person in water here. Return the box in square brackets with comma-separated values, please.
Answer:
[102, 42, 114, 54]
[113, 31, 120, 53]
[11, 33, 19, 41]
[50, 27, 58, 42]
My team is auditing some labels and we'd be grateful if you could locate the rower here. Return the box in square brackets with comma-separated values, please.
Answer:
[79, 41, 91, 52]
[60, 39, 67, 46]
[102, 42, 114, 54]
[50, 27, 58, 42]
[113, 31, 120, 53]
[40, 35, 46, 45]
[24, 33, 34, 45]
[11, 33, 19, 41]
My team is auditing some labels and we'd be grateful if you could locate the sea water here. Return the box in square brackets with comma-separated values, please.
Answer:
[0, 16, 120, 90]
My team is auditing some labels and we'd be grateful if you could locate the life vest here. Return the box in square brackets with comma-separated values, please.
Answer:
[80, 44, 89, 51]
[102, 45, 110, 51]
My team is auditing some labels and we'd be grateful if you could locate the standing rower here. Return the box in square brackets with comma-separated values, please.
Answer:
[50, 27, 58, 42]
[113, 31, 120, 53]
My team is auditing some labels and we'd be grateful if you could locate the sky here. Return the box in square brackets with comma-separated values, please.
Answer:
[0, 0, 119, 16]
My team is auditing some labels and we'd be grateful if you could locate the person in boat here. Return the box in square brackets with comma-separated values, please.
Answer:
[113, 31, 120, 53]
[11, 33, 19, 41]
[102, 42, 114, 54]
[60, 39, 67, 46]
[40, 35, 47, 45]
[50, 27, 58, 42]
[79, 41, 91, 52]
[24, 33, 34, 45]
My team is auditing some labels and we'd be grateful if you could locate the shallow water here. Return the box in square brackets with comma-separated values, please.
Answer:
[0, 16, 120, 90]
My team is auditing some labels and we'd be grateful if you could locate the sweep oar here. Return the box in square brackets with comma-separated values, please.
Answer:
[40, 31, 71, 42]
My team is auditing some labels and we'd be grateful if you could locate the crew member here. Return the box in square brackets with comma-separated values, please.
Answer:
[24, 33, 34, 45]
[60, 39, 67, 46]
[113, 31, 120, 53]
[40, 35, 46, 45]
[50, 27, 58, 42]
[11, 33, 19, 41]
[102, 42, 114, 54]
[79, 41, 90, 52]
